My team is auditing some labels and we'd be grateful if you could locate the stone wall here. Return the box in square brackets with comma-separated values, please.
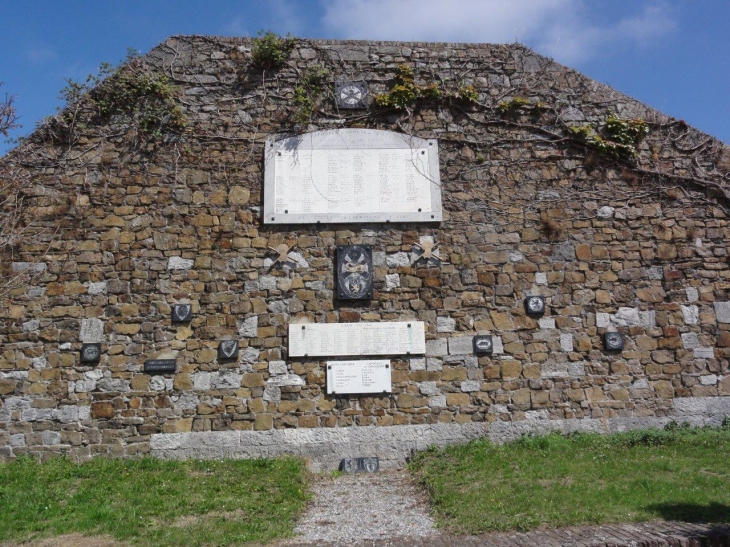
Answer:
[1, 36, 730, 466]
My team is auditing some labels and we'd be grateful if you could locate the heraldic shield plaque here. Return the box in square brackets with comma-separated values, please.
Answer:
[337, 245, 373, 300]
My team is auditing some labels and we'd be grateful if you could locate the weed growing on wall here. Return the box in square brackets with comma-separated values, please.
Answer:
[251, 31, 297, 70]
[375, 64, 478, 110]
[42, 49, 186, 144]
[292, 65, 330, 124]
[569, 113, 648, 159]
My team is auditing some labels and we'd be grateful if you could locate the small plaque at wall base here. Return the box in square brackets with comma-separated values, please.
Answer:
[80, 343, 101, 363]
[339, 457, 379, 473]
[172, 304, 192, 323]
[218, 340, 239, 360]
[337, 245, 373, 300]
[604, 332, 624, 351]
[524, 295, 546, 315]
[473, 335, 493, 354]
[144, 359, 177, 374]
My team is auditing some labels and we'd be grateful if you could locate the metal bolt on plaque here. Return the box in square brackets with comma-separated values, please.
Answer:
[218, 340, 239, 360]
[171, 304, 192, 322]
[80, 343, 101, 363]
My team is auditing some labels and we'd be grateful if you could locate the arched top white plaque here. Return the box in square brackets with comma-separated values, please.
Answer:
[263, 129, 442, 224]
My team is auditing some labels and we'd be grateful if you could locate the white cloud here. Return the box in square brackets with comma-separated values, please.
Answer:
[223, 16, 250, 37]
[225, 0, 307, 37]
[321, 0, 677, 65]
[536, 3, 677, 64]
[24, 45, 58, 65]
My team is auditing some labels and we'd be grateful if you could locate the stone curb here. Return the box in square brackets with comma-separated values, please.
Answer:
[273, 522, 730, 547]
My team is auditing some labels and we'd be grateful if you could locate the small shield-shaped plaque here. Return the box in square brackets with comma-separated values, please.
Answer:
[524, 295, 545, 315]
[218, 340, 239, 360]
[172, 304, 192, 322]
[473, 335, 493, 354]
[604, 332, 624, 351]
[80, 343, 101, 363]
[337, 245, 373, 300]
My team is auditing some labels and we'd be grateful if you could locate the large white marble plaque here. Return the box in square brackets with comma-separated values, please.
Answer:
[264, 129, 442, 224]
[327, 359, 391, 395]
[288, 321, 426, 357]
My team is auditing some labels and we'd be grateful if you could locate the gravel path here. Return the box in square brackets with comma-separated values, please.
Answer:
[278, 470, 435, 545]
[274, 469, 730, 547]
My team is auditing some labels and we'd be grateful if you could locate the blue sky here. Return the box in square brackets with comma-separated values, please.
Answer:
[1, 0, 728, 155]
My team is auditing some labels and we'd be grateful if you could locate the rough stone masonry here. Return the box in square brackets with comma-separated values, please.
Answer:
[1, 36, 730, 468]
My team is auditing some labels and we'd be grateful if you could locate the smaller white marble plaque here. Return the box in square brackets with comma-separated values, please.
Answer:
[327, 359, 391, 395]
[288, 321, 426, 357]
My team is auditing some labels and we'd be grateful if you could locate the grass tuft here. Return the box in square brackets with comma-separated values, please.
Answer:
[409, 425, 730, 534]
[0, 456, 309, 546]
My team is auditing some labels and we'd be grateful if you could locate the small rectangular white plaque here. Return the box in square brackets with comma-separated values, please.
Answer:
[327, 359, 391, 395]
[288, 321, 426, 357]
[264, 129, 442, 224]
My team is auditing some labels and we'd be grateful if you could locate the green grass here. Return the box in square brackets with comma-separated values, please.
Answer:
[0, 456, 309, 546]
[409, 424, 730, 534]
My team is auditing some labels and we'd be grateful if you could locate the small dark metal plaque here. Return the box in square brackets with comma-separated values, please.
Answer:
[524, 295, 545, 315]
[339, 456, 379, 473]
[473, 335, 493, 354]
[218, 340, 239, 360]
[335, 81, 368, 109]
[144, 359, 177, 374]
[80, 343, 101, 363]
[337, 245, 373, 300]
[604, 332, 624, 351]
[172, 304, 192, 322]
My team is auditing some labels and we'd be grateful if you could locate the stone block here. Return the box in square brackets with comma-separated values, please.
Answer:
[538, 317, 555, 330]
[446, 393, 470, 406]
[492, 337, 504, 354]
[714, 302, 730, 323]
[681, 306, 699, 325]
[254, 414, 273, 430]
[409, 358, 426, 371]
[448, 336, 473, 355]
[502, 360, 522, 378]
[267, 374, 305, 387]
[461, 380, 480, 393]
[426, 339, 448, 357]
[596, 313, 610, 328]
[560, 334, 573, 352]
[239, 316, 258, 337]
[269, 361, 287, 375]
[385, 273, 400, 289]
[242, 373, 265, 388]
[694, 347, 714, 359]
[437, 317, 456, 333]
[419, 382, 439, 396]
[442, 367, 467, 381]
[686, 287, 699, 302]
[167, 257, 194, 270]
[681, 333, 699, 349]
